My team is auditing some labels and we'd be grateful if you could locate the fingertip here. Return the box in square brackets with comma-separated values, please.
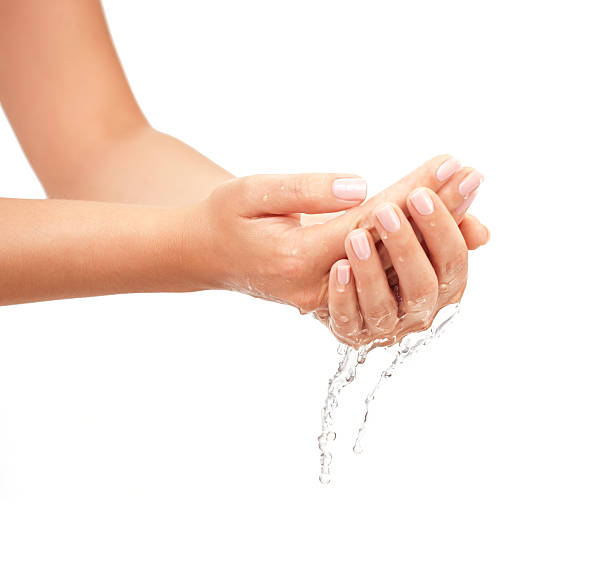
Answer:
[373, 202, 403, 234]
[428, 153, 454, 170]
[435, 156, 462, 182]
[467, 214, 490, 243]
[345, 228, 372, 261]
[461, 215, 491, 249]
[332, 177, 367, 204]
[407, 187, 436, 216]
[332, 259, 352, 287]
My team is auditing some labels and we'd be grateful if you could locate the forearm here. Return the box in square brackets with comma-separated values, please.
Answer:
[0, 197, 198, 306]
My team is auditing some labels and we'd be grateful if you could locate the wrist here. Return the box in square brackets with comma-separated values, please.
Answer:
[172, 200, 223, 292]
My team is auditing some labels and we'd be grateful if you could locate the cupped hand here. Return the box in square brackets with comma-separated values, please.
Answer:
[326, 187, 470, 348]
[181, 155, 487, 345]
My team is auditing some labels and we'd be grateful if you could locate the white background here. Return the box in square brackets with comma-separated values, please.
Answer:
[1, 1, 611, 562]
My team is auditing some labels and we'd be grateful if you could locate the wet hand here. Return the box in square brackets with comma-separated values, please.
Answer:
[181, 173, 369, 310]
[326, 187, 471, 348]
[180, 155, 487, 340]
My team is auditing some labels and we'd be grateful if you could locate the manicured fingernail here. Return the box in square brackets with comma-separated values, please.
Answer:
[455, 189, 478, 216]
[375, 204, 401, 233]
[332, 178, 367, 201]
[409, 189, 434, 215]
[336, 263, 351, 285]
[458, 171, 483, 197]
[349, 231, 371, 260]
[436, 157, 461, 182]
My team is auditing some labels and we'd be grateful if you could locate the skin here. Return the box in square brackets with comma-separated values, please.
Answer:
[329, 189, 468, 347]
[0, 0, 490, 348]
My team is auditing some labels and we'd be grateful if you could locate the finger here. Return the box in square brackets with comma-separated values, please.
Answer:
[460, 214, 490, 249]
[372, 203, 439, 322]
[407, 188, 468, 304]
[304, 154, 463, 263]
[345, 229, 398, 337]
[436, 168, 484, 222]
[378, 212, 489, 261]
[230, 174, 367, 216]
[328, 260, 363, 345]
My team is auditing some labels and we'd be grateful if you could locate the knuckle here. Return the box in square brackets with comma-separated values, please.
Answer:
[212, 177, 244, 203]
[278, 256, 306, 280]
[287, 175, 311, 201]
[331, 313, 357, 332]
[400, 280, 437, 328]
[443, 247, 468, 278]
[236, 175, 256, 194]
[438, 248, 468, 300]
[275, 236, 309, 280]
[414, 278, 439, 301]
[363, 301, 397, 333]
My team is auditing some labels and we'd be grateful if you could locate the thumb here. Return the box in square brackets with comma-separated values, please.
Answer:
[230, 174, 367, 216]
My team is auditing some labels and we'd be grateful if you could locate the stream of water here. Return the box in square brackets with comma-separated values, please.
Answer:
[317, 303, 460, 484]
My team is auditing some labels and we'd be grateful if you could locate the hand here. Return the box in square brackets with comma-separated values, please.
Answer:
[326, 187, 471, 348]
[182, 172, 369, 309]
[181, 156, 487, 328]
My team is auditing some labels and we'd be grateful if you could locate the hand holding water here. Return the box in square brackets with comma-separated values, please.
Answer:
[323, 158, 485, 348]
[181, 156, 486, 345]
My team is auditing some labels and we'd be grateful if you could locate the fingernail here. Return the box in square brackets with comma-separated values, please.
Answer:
[332, 178, 367, 201]
[409, 189, 434, 216]
[375, 204, 401, 233]
[336, 263, 351, 285]
[436, 157, 461, 182]
[349, 231, 371, 260]
[458, 171, 483, 197]
[455, 189, 478, 216]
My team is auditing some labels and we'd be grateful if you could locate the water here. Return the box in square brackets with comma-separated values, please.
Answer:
[317, 303, 460, 484]
[317, 344, 367, 484]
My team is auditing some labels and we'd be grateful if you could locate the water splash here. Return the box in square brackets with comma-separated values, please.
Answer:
[353, 303, 460, 455]
[317, 303, 460, 483]
[317, 344, 365, 484]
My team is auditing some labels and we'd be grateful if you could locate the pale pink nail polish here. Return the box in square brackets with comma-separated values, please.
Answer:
[455, 189, 478, 216]
[349, 231, 371, 260]
[332, 178, 367, 201]
[375, 204, 401, 233]
[436, 158, 461, 182]
[458, 171, 483, 197]
[336, 263, 351, 285]
[409, 189, 435, 215]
